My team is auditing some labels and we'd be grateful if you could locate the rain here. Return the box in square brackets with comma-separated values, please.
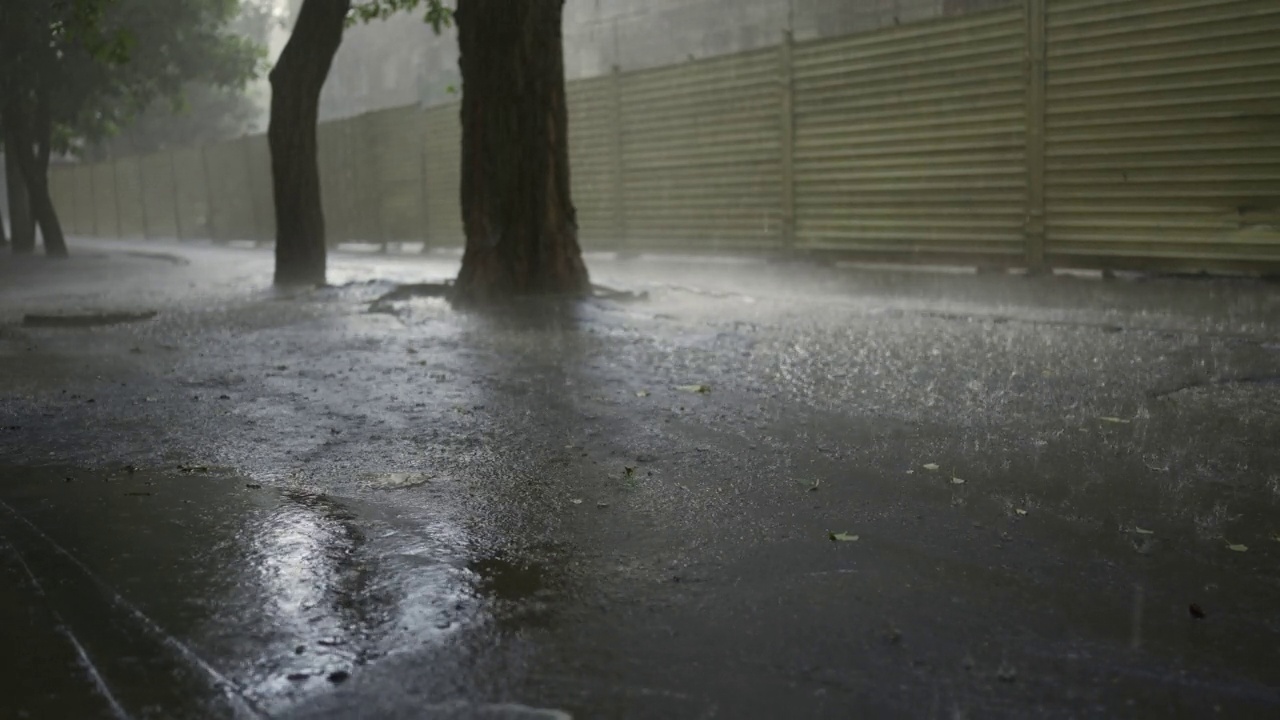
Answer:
[1, 0, 1278, 718]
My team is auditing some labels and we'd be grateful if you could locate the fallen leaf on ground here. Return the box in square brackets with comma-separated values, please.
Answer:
[950, 477, 966, 485]
[1227, 543, 1248, 553]
[807, 479, 821, 492]
[676, 384, 712, 394]
[828, 532, 859, 542]
[1133, 527, 1155, 535]
[922, 463, 940, 471]
[1098, 417, 1131, 424]
[1272, 533, 1280, 543]
[1015, 509, 1028, 516]
[635, 390, 650, 398]
[571, 498, 583, 505]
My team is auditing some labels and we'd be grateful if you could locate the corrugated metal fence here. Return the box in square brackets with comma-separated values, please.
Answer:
[49, 0, 1280, 273]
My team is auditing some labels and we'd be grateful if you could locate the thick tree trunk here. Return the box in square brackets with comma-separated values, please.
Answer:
[3, 118, 36, 254]
[268, 0, 350, 286]
[452, 0, 590, 304]
[2, 96, 67, 258]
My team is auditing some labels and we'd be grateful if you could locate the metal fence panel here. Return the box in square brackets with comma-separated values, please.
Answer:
[318, 119, 357, 243]
[73, 163, 96, 236]
[172, 147, 208, 239]
[423, 103, 463, 247]
[793, 7, 1029, 257]
[370, 106, 427, 241]
[1045, 0, 1280, 269]
[114, 156, 146, 238]
[48, 166, 76, 233]
[619, 49, 784, 251]
[91, 163, 118, 237]
[567, 74, 622, 249]
[347, 114, 382, 243]
[244, 134, 275, 241]
[204, 138, 255, 241]
[41, 1, 1280, 273]
[139, 151, 179, 239]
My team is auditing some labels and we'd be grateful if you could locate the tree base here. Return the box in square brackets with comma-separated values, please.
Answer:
[452, 245, 590, 305]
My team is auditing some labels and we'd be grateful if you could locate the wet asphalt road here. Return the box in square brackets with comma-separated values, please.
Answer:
[1, 239, 1278, 719]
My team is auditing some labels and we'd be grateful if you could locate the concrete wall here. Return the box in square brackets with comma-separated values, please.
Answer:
[319, 0, 1016, 120]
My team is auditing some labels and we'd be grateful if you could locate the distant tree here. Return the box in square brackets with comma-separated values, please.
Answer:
[3, 139, 34, 253]
[91, 0, 276, 158]
[0, 0, 261, 257]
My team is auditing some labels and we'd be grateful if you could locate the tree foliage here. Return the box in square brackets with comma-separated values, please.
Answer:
[1, 0, 263, 154]
[67, 0, 265, 152]
[92, 1, 279, 157]
[1, 0, 265, 256]
[349, 0, 452, 32]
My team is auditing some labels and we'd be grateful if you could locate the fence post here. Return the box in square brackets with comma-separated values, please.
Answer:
[779, 29, 797, 253]
[111, 158, 125, 238]
[169, 149, 184, 240]
[138, 155, 152, 239]
[201, 144, 217, 241]
[243, 137, 263, 244]
[1024, 0, 1048, 273]
[610, 64, 627, 250]
[87, 162, 98, 237]
[420, 147, 431, 250]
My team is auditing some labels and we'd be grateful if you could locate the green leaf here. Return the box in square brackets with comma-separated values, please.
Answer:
[1227, 543, 1248, 553]
[828, 532, 859, 542]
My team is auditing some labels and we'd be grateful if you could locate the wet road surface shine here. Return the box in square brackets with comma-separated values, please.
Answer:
[1, 240, 1278, 718]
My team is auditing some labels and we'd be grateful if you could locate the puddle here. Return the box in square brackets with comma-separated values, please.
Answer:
[468, 554, 547, 602]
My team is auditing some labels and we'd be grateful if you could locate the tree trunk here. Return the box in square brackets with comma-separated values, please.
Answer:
[452, 0, 590, 304]
[268, 0, 349, 286]
[31, 86, 66, 257]
[2, 96, 67, 258]
[3, 118, 36, 254]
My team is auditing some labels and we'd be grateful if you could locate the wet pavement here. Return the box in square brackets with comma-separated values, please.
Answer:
[1, 239, 1278, 719]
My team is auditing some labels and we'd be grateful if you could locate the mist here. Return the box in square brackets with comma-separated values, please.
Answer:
[1, 0, 1277, 717]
